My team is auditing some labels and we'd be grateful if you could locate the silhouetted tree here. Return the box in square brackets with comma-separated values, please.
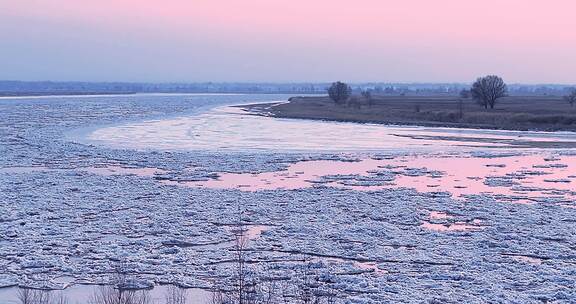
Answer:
[564, 88, 576, 107]
[88, 264, 152, 304]
[361, 89, 374, 107]
[458, 89, 470, 119]
[327, 82, 351, 105]
[471, 75, 507, 109]
[165, 286, 187, 304]
[18, 289, 68, 304]
[88, 286, 151, 304]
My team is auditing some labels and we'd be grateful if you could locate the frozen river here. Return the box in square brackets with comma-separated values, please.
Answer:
[82, 104, 576, 152]
[2, 94, 576, 303]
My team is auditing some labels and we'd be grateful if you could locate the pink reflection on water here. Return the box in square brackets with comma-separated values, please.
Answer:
[193, 159, 385, 191]
[318, 257, 387, 276]
[421, 220, 485, 232]
[224, 224, 270, 243]
[386, 155, 574, 198]
[180, 154, 576, 204]
[429, 211, 453, 220]
[422, 211, 485, 232]
[354, 262, 387, 275]
[242, 225, 269, 241]
[511, 255, 543, 265]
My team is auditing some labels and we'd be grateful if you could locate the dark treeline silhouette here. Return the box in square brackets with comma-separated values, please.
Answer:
[328, 76, 510, 110]
[1, 80, 574, 97]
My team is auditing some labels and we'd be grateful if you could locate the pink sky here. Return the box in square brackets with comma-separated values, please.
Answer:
[2, 0, 576, 83]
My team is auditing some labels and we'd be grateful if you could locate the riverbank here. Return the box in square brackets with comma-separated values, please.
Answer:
[241, 96, 576, 132]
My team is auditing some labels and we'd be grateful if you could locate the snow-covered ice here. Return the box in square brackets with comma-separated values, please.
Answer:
[1, 94, 576, 303]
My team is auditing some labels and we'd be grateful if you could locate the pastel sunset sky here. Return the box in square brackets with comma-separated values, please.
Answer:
[1, 0, 575, 83]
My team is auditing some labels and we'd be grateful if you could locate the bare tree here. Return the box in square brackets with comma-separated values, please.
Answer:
[457, 89, 470, 119]
[234, 210, 249, 304]
[88, 264, 152, 304]
[211, 206, 251, 304]
[18, 288, 38, 304]
[33, 289, 52, 304]
[211, 259, 343, 304]
[293, 263, 339, 304]
[414, 104, 420, 113]
[327, 82, 351, 105]
[564, 88, 576, 107]
[52, 292, 69, 304]
[17, 288, 32, 304]
[360, 90, 374, 107]
[211, 206, 286, 304]
[165, 285, 188, 304]
[88, 286, 151, 304]
[18, 289, 68, 304]
[471, 75, 507, 109]
[210, 206, 344, 304]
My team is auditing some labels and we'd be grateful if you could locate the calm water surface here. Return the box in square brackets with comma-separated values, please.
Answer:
[84, 106, 576, 152]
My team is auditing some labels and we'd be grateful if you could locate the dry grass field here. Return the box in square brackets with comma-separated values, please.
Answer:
[263, 95, 576, 131]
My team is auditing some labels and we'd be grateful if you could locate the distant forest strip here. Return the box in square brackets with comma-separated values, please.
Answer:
[0, 80, 574, 96]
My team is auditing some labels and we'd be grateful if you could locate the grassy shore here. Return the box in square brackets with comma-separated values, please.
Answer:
[245, 95, 576, 132]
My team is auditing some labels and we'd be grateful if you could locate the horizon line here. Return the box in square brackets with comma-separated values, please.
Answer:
[1, 79, 575, 87]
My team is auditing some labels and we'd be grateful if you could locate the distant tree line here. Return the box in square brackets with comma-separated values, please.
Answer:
[1, 80, 575, 97]
[328, 75, 510, 110]
[327, 75, 576, 114]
